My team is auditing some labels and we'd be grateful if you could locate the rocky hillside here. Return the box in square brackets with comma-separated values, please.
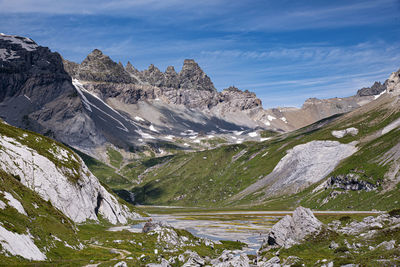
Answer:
[64, 47, 386, 135]
[0, 120, 139, 223]
[129, 68, 400, 209]
[258, 207, 400, 266]
[0, 33, 389, 162]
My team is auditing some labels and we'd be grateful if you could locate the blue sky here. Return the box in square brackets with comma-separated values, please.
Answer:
[1, 0, 399, 108]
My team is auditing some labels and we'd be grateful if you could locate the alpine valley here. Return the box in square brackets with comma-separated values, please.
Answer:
[0, 33, 400, 266]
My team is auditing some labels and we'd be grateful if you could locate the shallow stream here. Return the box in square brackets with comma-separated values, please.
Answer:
[130, 211, 287, 254]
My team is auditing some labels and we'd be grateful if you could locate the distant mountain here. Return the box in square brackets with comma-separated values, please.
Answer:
[132, 68, 400, 208]
[0, 33, 392, 160]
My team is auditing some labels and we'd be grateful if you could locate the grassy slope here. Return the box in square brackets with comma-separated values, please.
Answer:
[0, 121, 82, 183]
[73, 148, 131, 189]
[125, 96, 400, 210]
[0, 123, 243, 265]
[0, 170, 243, 265]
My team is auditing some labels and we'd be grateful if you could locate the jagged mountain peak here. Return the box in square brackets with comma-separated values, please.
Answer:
[147, 63, 162, 72]
[88, 48, 103, 56]
[82, 48, 112, 65]
[165, 65, 177, 74]
[125, 60, 140, 74]
[77, 49, 136, 83]
[357, 81, 387, 97]
[179, 58, 216, 91]
[223, 86, 241, 92]
[387, 68, 400, 95]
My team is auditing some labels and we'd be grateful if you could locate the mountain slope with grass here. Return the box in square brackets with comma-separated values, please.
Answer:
[0, 120, 139, 224]
[126, 68, 400, 210]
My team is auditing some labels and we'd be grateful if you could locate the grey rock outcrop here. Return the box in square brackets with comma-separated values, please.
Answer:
[73, 49, 136, 83]
[164, 66, 180, 88]
[357, 81, 387, 97]
[258, 256, 280, 267]
[210, 250, 250, 267]
[215, 86, 263, 112]
[261, 207, 322, 249]
[325, 174, 378, 192]
[141, 64, 165, 87]
[179, 59, 216, 91]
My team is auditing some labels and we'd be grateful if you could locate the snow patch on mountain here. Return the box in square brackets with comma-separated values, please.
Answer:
[374, 90, 386, 99]
[0, 48, 20, 61]
[0, 34, 38, 51]
[134, 116, 145, 122]
[164, 135, 175, 140]
[0, 225, 46, 261]
[248, 132, 258, 137]
[149, 125, 159, 132]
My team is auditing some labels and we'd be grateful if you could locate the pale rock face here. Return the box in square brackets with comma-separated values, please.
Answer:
[0, 225, 46, 261]
[236, 140, 358, 198]
[258, 256, 280, 267]
[331, 127, 359, 138]
[0, 135, 139, 224]
[2, 191, 27, 216]
[386, 69, 400, 95]
[146, 223, 191, 248]
[262, 207, 322, 249]
[381, 117, 400, 136]
[214, 253, 250, 267]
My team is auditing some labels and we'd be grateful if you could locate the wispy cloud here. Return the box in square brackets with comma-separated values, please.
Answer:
[0, 0, 399, 108]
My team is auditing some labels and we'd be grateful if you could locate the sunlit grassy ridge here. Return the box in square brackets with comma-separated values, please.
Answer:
[102, 96, 400, 210]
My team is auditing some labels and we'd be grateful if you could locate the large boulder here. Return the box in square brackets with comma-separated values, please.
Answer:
[262, 207, 322, 249]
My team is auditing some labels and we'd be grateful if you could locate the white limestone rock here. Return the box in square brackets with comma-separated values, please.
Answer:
[331, 127, 358, 138]
[0, 134, 139, 224]
[262, 207, 322, 249]
[146, 223, 191, 248]
[236, 140, 358, 198]
[0, 225, 46, 261]
[146, 259, 171, 267]
[376, 240, 396, 250]
[214, 253, 250, 267]
[1, 191, 27, 215]
[182, 250, 205, 266]
[386, 69, 400, 96]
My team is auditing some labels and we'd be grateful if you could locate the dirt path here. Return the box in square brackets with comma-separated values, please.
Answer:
[83, 244, 132, 267]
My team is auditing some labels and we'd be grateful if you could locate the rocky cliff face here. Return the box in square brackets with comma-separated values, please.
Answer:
[0, 121, 139, 224]
[387, 68, 400, 95]
[0, 34, 104, 149]
[357, 81, 387, 97]
[63, 48, 389, 136]
[67, 49, 137, 83]
[178, 59, 216, 91]
[1, 34, 394, 157]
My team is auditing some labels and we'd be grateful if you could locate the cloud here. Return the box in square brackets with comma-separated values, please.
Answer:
[1, 0, 398, 31]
